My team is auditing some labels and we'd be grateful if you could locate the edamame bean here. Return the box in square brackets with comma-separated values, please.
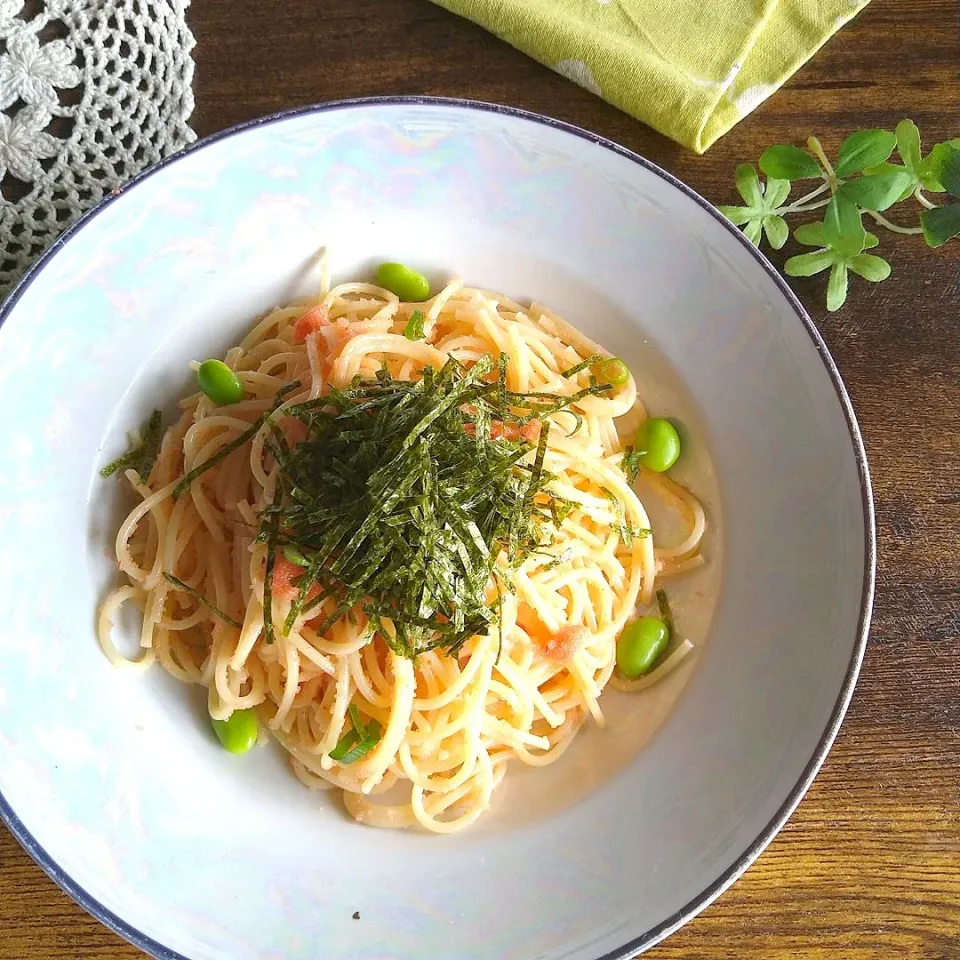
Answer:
[633, 417, 681, 473]
[616, 617, 669, 678]
[211, 708, 258, 754]
[282, 544, 310, 567]
[197, 359, 244, 406]
[594, 357, 630, 386]
[376, 262, 431, 302]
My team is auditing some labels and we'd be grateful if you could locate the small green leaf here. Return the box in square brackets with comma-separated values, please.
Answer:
[797, 222, 878, 251]
[826, 263, 849, 312]
[834, 129, 896, 178]
[763, 215, 789, 250]
[793, 221, 827, 247]
[917, 155, 944, 192]
[784, 250, 835, 277]
[863, 161, 916, 179]
[935, 144, 960, 198]
[921, 204, 960, 248]
[764, 177, 791, 209]
[894, 120, 922, 173]
[759, 144, 822, 180]
[743, 218, 763, 246]
[862, 162, 899, 176]
[824, 193, 866, 255]
[717, 205, 754, 226]
[849, 254, 892, 282]
[735, 164, 762, 206]
[918, 140, 960, 193]
[838, 171, 916, 211]
[862, 161, 918, 200]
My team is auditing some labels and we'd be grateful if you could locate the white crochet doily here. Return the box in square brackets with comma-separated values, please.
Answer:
[0, 0, 195, 298]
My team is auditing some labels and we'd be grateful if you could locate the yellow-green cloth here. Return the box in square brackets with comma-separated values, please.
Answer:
[431, 0, 872, 153]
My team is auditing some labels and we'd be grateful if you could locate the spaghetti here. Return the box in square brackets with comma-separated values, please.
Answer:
[99, 264, 707, 833]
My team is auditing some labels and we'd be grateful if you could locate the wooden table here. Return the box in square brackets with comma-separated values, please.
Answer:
[2, 1, 958, 957]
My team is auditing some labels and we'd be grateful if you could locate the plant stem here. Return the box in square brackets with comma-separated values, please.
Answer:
[807, 136, 836, 181]
[793, 182, 831, 206]
[865, 210, 924, 235]
[774, 181, 832, 217]
[777, 198, 831, 215]
[914, 186, 938, 211]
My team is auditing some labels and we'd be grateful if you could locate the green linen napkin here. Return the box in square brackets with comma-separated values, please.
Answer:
[431, 0, 872, 153]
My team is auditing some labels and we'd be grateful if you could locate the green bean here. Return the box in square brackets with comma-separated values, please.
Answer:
[633, 417, 681, 473]
[376, 262, 431, 302]
[197, 359, 244, 406]
[616, 616, 669, 678]
[211, 708, 258, 754]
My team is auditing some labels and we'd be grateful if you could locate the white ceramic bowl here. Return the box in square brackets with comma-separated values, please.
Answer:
[0, 98, 874, 960]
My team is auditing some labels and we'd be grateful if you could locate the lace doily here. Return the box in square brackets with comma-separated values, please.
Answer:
[0, 0, 195, 298]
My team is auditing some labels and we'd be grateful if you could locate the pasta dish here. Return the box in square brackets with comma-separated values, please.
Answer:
[98, 257, 706, 833]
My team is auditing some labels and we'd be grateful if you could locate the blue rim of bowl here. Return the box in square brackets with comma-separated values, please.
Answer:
[0, 96, 876, 960]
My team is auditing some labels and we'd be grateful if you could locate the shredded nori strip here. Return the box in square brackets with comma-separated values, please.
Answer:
[261, 356, 614, 659]
[262, 516, 279, 644]
[656, 588, 674, 636]
[163, 572, 242, 628]
[101, 410, 163, 481]
[173, 383, 299, 497]
[559, 354, 603, 378]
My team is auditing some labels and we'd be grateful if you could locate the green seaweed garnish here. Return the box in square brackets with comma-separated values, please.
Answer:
[262, 517, 279, 645]
[403, 309, 426, 341]
[163, 573, 242, 629]
[101, 410, 163, 481]
[173, 383, 298, 497]
[559, 354, 603, 378]
[656, 588, 674, 636]
[260, 356, 613, 659]
[621, 445, 646, 483]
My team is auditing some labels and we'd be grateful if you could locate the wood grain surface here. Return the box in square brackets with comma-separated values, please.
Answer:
[2, 1, 958, 957]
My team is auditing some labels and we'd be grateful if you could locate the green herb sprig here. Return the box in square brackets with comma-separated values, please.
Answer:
[261, 356, 612, 660]
[718, 121, 960, 311]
